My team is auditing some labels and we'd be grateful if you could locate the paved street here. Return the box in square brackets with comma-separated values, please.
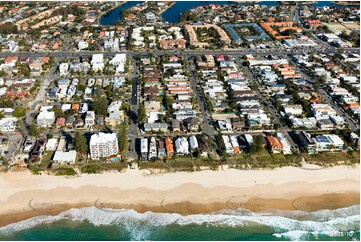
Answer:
[25, 57, 61, 128]
[126, 56, 140, 161]
[0, 46, 359, 59]
[184, 55, 214, 137]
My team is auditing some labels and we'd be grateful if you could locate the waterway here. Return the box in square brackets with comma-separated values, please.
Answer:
[99, 1, 140, 25]
[99, 1, 359, 25]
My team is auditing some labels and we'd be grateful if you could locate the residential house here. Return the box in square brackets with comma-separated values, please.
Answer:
[172, 119, 181, 132]
[183, 117, 199, 132]
[266, 136, 283, 154]
[298, 131, 316, 154]
[85, 111, 95, 128]
[158, 139, 166, 158]
[144, 123, 168, 133]
[29, 138, 47, 161]
[165, 137, 174, 158]
[53, 150, 77, 164]
[189, 136, 198, 151]
[56, 117, 65, 128]
[275, 133, 292, 154]
[313, 134, 345, 153]
[65, 116, 75, 128]
[140, 138, 148, 161]
[37, 106, 55, 128]
[175, 137, 189, 155]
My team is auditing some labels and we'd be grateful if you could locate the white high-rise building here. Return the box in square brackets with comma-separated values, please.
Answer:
[89, 132, 118, 160]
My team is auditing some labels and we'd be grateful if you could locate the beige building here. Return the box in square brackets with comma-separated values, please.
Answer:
[185, 24, 231, 48]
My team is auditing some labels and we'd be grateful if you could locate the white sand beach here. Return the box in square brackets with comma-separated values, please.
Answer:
[0, 165, 359, 226]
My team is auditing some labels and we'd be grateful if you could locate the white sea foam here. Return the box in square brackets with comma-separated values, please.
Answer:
[0, 205, 359, 240]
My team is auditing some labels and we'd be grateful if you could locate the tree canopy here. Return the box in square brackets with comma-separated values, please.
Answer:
[93, 96, 109, 116]
[74, 132, 88, 156]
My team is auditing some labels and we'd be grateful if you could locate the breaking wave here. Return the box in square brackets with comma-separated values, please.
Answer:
[0, 205, 359, 240]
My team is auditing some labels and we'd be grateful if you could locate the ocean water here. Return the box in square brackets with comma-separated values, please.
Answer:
[0, 206, 359, 241]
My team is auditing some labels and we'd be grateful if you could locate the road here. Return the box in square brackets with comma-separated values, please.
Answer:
[25, 57, 61, 128]
[0, 47, 359, 59]
[236, 58, 285, 129]
[236, 57, 299, 149]
[126, 55, 140, 161]
[184, 55, 213, 137]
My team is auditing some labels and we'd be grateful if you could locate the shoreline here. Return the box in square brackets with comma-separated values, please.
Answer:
[0, 165, 359, 227]
[158, 1, 176, 16]
[1, 192, 359, 228]
[97, 1, 126, 25]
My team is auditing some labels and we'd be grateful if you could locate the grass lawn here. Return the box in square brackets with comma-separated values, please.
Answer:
[138, 156, 219, 172]
[39, 151, 55, 168]
[80, 161, 128, 174]
[303, 151, 360, 166]
[226, 148, 301, 169]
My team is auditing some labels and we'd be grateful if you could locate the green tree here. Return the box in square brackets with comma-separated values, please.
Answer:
[118, 122, 128, 153]
[18, 39, 26, 46]
[28, 123, 40, 137]
[74, 132, 88, 156]
[12, 107, 27, 117]
[215, 131, 225, 154]
[137, 103, 147, 125]
[52, 107, 65, 118]
[250, 135, 263, 154]
[162, 95, 173, 110]
[0, 22, 18, 34]
[17, 119, 27, 137]
[93, 96, 108, 116]
[77, 84, 86, 91]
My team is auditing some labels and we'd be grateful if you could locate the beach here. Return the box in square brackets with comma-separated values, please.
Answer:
[0, 165, 359, 228]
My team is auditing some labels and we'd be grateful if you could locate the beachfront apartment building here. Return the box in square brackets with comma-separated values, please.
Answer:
[89, 132, 118, 160]
[189, 135, 198, 151]
[299, 131, 316, 154]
